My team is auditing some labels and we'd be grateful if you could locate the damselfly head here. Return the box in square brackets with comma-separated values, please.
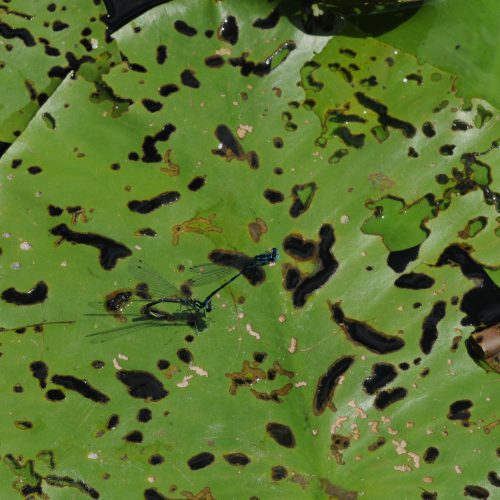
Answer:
[253, 247, 279, 266]
[270, 247, 279, 263]
[264, 247, 279, 266]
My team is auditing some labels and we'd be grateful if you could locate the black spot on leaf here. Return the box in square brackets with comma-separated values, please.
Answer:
[223, 453, 250, 466]
[463, 485, 490, 499]
[435, 173, 449, 184]
[51, 375, 109, 403]
[46, 389, 65, 401]
[420, 301, 446, 354]
[204, 55, 225, 68]
[408, 147, 419, 157]
[405, 73, 423, 85]
[329, 148, 349, 164]
[447, 399, 473, 421]
[264, 189, 284, 204]
[50, 224, 132, 270]
[30, 361, 49, 389]
[0, 22, 36, 46]
[116, 370, 168, 401]
[271, 465, 287, 480]
[107, 414, 119, 429]
[421, 491, 437, 500]
[394, 272, 435, 289]
[187, 452, 215, 470]
[363, 363, 397, 395]
[355, 92, 416, 138]
[213, 125, 244, 158]
[423, 446, 439, 464]
[148, 454, 164, 465]
[2, 281, 48, 305]
[187, 176, 206, 191]
[387, 245, 420, 273]
[65, 52, 95, 75]
[422, 121, 436, 137]
[293, 225, 338, 307]
[218, 16, 239, 45]
[433, 100, 449, 113]
[15, 421, 33, 430]
[123, 430, 143, 443]
[156, 45, 167, 64]
[266, 422, 296, 448]
[144, 488, 166, 499]
[360, 75, 378, 87]
[452, 119, 472, 131]
[177, 348, 193, 364]
[137, 408, 152, 423]
[333, 126, 365, 148]
[141, 123, 176, 162]
[142, 99, 163, 113]
[440, 144, 456, 156]
[27, 166, 42, 175]
[313, 357, 354, 415]
[136, 227, 157, 237]
[284, 266, 301, 290]
[283, 234, 315, 260]
[436, 245, 500, 327]
[273, 137, 284, 148]
[174, 20, 197, 37]
[128, 191, 180, 214]
[374, 387, 407, 410]
[368, 437, 386, 451]
[253, 9, 280, 29]
[180, 69, 200, 88]
[229, 41, 296, 77]
[290, 182, 317, 218]
[487, 471, 500, 487]
[52, 20, 69, 31]
[159, 84, 179, 98]
[157, 359, 170, 370]
[330, 302, 405, 354]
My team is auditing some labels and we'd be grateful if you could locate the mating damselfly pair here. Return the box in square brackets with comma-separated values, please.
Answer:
[86, 248, 278, 342]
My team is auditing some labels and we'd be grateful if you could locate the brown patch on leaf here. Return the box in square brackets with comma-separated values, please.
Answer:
[172, 214, 222, 246]
[320, 478, 358, 499]
[251, 383, 293, 403]
[368, 172, 396, 192]
[161, 149, 180, 176]
[248, 217, 268, 243]
[226, 359, 294, 401]
[181, 487, 215, 500]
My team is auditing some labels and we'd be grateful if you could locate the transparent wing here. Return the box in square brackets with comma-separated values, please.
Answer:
[128, 259, 179, 298]
[85, 319, 163, 344]
[85, 313, 208, 343]
[188, 264, 239, 287]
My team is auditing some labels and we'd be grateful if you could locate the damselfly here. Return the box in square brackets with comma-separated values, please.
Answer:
[133, 247, 278, 317]
[86, 247, 278, 342]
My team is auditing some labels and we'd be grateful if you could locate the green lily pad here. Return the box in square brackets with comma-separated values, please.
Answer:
[0, 0, 498, 498]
